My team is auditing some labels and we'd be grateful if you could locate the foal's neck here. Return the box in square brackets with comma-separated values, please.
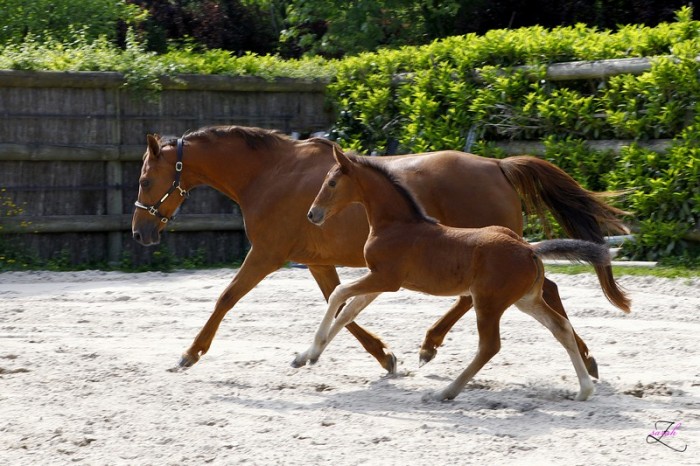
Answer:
[355, 163, 431, 229]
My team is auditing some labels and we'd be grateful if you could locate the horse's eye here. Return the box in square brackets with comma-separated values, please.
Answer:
[328, 180, 336, 188]
[140, 179, 151, 189]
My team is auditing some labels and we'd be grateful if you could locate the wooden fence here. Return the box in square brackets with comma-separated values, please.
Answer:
[1, 57, 698, 267]
[0, 71, 332, 266]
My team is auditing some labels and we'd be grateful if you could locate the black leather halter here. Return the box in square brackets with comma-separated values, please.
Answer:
[134, 138, 189, 223]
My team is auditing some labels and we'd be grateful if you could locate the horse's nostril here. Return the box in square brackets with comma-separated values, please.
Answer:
[133, 231, 142, 242]
[307, 211, 314, 220]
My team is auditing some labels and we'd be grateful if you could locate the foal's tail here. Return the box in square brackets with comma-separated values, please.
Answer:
[532, 239, 631, 313]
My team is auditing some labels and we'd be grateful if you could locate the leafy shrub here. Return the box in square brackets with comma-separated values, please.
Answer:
[327, 7, 700, 260]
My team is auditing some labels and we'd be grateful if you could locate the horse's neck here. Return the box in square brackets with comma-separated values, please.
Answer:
[189, 139, 286, 204]
[357, 166, 422, 228]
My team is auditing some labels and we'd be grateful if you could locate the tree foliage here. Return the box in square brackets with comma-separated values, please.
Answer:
[282, 0, 697, 57]
[0, 0, 145, 45]
[129, 0, 283, 54]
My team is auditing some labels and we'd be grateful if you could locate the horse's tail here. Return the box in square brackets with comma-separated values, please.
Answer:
[498, 156, 630, 312]
[498, 156, 629, 241]
[532, 239, 631, 313]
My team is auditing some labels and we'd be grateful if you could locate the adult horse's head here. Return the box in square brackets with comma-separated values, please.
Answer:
[307, 144, 359, 226]
[132, 134, 190, 246]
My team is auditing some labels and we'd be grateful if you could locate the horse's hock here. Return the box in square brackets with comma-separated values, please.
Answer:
[0, 70, 333, 266]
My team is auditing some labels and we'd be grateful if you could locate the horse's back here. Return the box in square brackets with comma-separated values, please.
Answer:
[382, 151, 522, 233]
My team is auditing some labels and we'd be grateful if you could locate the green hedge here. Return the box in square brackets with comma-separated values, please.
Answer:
[1, 8, 698, 261]
[328, 7, 700, 261]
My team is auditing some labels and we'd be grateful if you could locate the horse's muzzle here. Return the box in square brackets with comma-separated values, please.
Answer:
[132, 224, 161, 246]
[307, 207, 325, 226]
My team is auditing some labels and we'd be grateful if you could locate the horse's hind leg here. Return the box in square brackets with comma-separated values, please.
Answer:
[543, 278, 598, 378]
[419, 296, 473, 366]
[515, 295, 595, 401]
[309, 265, 397, 373]
[425, 304, 505, 402]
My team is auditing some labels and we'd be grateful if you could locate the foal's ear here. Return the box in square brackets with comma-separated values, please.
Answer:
[332, 144, 352, 174]
[146, 134, 160, 160]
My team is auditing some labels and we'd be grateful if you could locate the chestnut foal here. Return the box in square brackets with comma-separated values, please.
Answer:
[293, 145, 630, 402]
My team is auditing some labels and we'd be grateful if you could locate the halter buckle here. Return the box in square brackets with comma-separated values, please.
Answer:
[176, 184, 189, 198]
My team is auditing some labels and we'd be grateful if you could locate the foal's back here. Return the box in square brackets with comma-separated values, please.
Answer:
[373, 222, 539, 301]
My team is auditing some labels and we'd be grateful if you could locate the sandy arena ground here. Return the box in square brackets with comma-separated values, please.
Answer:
[0, 266, 698, 465]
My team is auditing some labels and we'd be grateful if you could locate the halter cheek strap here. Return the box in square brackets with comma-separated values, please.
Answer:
[134, 137, 189, 223]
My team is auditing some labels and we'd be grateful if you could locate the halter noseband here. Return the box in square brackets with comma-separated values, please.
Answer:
[134, 137, 189, 224]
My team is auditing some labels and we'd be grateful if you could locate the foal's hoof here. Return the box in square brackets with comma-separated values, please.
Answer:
[575, 383, 596, 401]
[421, 390, 453, 403]
[586, 356, 599, 379]
[290, 354, 307, 368]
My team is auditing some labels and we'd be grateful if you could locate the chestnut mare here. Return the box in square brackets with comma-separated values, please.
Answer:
[131, 126, 627, 375]
[294, 145, 630, 401]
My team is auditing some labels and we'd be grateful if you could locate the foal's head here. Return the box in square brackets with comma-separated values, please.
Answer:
[307, 145, 360, 225]
[132, 134, 190, 245]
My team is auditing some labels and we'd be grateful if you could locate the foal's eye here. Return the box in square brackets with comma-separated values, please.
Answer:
[328, 180, 336, 188]
[140, 179, 151, 189]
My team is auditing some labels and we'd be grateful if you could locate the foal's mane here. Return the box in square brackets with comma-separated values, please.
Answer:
[161, 126, 291, 150]
[353, 155, 437, 224]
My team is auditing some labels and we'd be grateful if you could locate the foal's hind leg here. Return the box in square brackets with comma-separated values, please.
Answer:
[543, 278, 598, 379]
[419, 296, 473, 366]
[308, 265, 397, 373]
[424, 304, 506, 402]
[515, 295, 595, 401]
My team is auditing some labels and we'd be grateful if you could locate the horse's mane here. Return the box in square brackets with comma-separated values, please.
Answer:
[352, 155, 438, 224]
[161, 126, 292, 150]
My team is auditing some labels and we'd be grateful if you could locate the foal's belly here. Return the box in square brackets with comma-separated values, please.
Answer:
[401, 279, 471, 298]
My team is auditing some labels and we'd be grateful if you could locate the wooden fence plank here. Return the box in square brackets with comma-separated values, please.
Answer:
[0, 214, 244, 234]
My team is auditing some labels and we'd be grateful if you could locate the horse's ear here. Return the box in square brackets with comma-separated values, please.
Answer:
[146, 134, 160, 159]
[333, 144, 352, 174]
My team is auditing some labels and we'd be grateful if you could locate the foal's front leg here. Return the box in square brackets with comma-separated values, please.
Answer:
[292, 272, 394, 368]
[291, 288, 378, 367]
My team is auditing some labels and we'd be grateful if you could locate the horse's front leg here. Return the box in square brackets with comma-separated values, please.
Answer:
[177, 248, 284, 370]
[308, 265, 397, 373]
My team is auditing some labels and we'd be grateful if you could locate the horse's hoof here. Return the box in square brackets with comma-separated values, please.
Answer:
[418, 347, 437, 367]
[586, 356, 599, 379]
[177, 353, 200, 369]
[384, 352, 398, 374]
